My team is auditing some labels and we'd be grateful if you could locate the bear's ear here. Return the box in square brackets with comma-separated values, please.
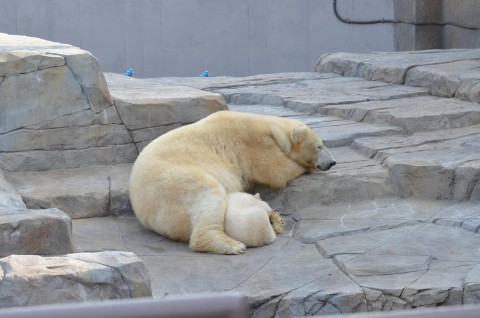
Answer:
[254, 193, 261, 200]
[291, 126, 309, 144]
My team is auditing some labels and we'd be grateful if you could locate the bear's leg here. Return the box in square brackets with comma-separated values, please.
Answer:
[188, 185, 246, 255]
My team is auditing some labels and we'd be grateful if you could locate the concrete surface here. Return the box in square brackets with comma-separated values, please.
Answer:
[0, 0, 395, 77]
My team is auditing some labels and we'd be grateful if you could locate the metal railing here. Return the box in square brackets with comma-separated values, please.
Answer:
[0, 293, 479, 318]
[0, 293, 248, 318]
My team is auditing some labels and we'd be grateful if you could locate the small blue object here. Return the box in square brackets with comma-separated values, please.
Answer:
[124, 68, 134, 77]
[199, 70, 209, 77]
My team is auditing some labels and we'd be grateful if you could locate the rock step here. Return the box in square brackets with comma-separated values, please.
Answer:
[215, 75, 429, 114]
[6, 164, 133, 219]
[257, 154, 398, 214]
[71, 198, 480, 315]
[105, 73, 228, 152]
[315, 49, 480, 103]
[223, 104, 400, 209]
[229, 104, 403, 147]
[317, 95, 480, 134]
[353, 128, 480, 201]
[223, 72, 480, 203]
[5, 148, 396, 219]
[0, 251, 151, 307]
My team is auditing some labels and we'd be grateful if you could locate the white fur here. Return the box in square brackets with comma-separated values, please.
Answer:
[225, 192, 277, 247]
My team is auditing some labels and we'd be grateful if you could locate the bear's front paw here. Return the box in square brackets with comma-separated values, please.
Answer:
[269, 210, 284, 235]
[231, 242, 247, 254]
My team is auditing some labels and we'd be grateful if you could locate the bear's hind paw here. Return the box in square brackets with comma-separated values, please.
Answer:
[269, 210, 285, 235]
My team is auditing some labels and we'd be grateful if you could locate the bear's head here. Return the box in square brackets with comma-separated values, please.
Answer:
[290, 125, 336, 172]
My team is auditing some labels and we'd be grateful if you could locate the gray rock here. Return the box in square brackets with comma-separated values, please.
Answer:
[258, 158, 398, 214]
[352, 129, 480, 200]
[0, 251, 151, 307]
[456, 78, 480, 103]
[400, 263, 470, 307]
[405, 60, 480, 98]
[0, 144, 138, 172]
[0, 65, 90, 134]
[109, 164, 134, 216]
[0, 51, 65, 76]
[28, 109, 95, 130]
[464, 265, 480, 304]
[6, 166, 110, 218]
[319, 95, 480, 134]
[73, 217, 126, 252]
[130, 124, 182, 152]
[316, 49, 480, 84]
[214, 76, 429, 113]
[0, 207, 73, 257]
[0, 125, 133, 152]
[6, 164, 135, 219]
[140, 72, 340, 91]
[106, 73, 228, 132]
[0, 169, 25, 209]
[0, 34, 128, 172]
[113, 91, 224, 130]
[60, 50, 113, 113]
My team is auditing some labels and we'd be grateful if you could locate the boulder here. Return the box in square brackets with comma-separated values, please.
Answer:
[0, 251, 152, 307]
[105, 73, 228, 151]
[0, 207, 73, 257]
[108, 164, 134, 216]
[0, 33, 129, 172]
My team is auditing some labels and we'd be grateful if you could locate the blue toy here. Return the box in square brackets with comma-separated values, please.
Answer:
[199, 70, 209, 77]
[124, 68, 134, 77]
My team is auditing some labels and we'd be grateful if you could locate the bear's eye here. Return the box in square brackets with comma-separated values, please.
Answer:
[317, 145, 323, 149]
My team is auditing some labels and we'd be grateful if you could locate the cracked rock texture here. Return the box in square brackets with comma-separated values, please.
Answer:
[0, 207, 73, 257]
[0, 33, 225, 172]
[2, 33, 480, 316]
[0, 251, 152, 307]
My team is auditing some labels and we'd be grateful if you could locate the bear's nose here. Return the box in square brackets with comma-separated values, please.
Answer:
[330, 161, 336, 167]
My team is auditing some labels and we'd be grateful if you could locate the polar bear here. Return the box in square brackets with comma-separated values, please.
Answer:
[225, 192, 284, 247]
[129, 111, 335, 254]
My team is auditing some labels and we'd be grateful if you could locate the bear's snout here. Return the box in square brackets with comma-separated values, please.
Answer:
[317, 160, 336, 171]
[317, 147, 336, 171]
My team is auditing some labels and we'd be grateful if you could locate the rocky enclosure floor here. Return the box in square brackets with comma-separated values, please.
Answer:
[5, 49, 480, 316]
